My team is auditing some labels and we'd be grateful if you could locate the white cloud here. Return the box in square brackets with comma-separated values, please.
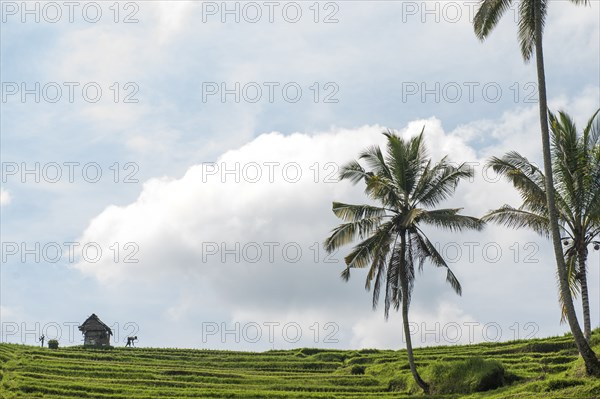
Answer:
[0, 188, 11, 206]
[76, 118, 491, 288]
[73, 124, 390, 284]
[153, 2, 193, 44]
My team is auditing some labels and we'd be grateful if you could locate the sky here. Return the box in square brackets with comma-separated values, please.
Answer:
[0, 1, 599, 351]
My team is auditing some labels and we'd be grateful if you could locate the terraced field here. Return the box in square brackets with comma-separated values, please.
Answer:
[1, 331, 599, 398]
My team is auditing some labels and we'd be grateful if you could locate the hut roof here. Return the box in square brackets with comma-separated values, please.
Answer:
[78, 313, 113, 335]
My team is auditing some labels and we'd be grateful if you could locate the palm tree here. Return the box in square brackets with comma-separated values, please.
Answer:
[324, 130, 483, 393]
[483, 109, 600, 342]
[474, 0, 600, 375]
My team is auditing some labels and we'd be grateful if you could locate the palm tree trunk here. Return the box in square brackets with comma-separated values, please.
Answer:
[578, 246, 591, 341]
[534, 4, 600, 375]
[399, 232, 430, 393]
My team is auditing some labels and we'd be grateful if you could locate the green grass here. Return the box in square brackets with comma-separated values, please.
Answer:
[1, 330, 599, 398]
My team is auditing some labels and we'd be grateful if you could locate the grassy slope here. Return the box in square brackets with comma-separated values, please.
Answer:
[1, 331, 599, 399]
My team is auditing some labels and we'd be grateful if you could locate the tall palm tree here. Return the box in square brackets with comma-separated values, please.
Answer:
[474, 0, 600, 375]
[483, 109, 600, 342]
[324, 130, 483, 393]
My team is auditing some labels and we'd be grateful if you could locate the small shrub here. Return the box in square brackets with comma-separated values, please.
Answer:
[387, 375, 407, 392]
[423, 357, 506, 394]
[350, 365, 366, 375]
[48, 340, 59, 349]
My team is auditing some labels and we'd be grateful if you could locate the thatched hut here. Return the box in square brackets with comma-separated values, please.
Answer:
[79, 313, 112, 347]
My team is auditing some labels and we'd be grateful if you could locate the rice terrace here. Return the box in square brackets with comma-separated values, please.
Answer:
[1, 330, 600, 398]
[1, 0, 599, 398]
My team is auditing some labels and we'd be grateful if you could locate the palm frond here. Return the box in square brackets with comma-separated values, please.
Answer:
[340, 267, 351, 282]
[341, 227, 393, 284]
[339, 160, 369, 185]
[420, 208, 484, 232]
[413, 229, 462, 295]
[364, 174, 402, 207]
[332, 202, 388, 222]
[550, 111, 582, 215]
[413, 162, 474, 208]
[474, 0, 515, 41]
[383, 238, 416, 319]
[384, 130, 424, 198]
[583, 109, 600, 150]
[324, 217, 384, 253]
[482, 205, 550, 237]
[445, 268, 463, 297]
[398, 208, 425, 229]
[407, 229, 430, 272]
[384, 245, 401, 320]
[486, 153, 554, 215]
[359, 144, 393, 181]
[368, 233, 394, 310]
[344, 222, 395, 269]
[517, 0, 543, 61]
[487, 153, 546, 198]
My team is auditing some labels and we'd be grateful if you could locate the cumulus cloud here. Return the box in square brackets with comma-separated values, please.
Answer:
[74, 124, 389, 284]
[76, 118, 492, 288]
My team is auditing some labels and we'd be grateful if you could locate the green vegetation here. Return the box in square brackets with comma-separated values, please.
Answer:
[2, 331, 599, 398]
[418, 357, 506, 394]
[47, 340, 59, 350]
